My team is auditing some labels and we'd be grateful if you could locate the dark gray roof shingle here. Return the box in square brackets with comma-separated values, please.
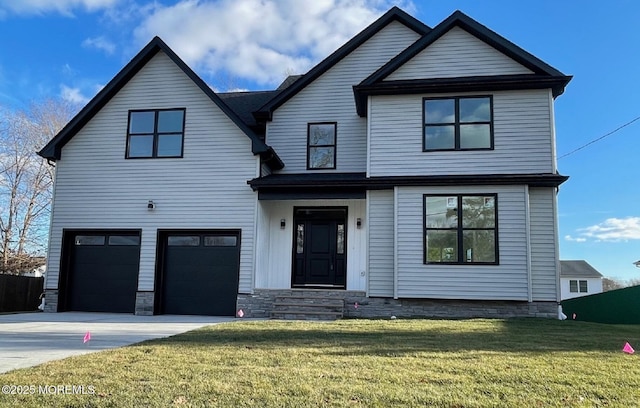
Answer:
[560, 261, 604, 278]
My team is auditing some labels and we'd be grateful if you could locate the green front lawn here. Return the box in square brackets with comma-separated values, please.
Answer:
[1, 318, 639, 407]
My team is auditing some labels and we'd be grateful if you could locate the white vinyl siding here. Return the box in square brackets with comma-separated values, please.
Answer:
[386, 26, 532, 80]
[368, 90, 553, 176]
[367, 190, 394, 296]
[45, 51, 259, 294]
[254, 200, 367, 291]
[396, 185, 528, 300]
[267, 21, 421, 173]
[561, 277, 603, 300]
[529, 187, 559, 301]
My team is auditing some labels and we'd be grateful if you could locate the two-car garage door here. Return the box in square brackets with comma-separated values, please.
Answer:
[62, 230, 240, 315]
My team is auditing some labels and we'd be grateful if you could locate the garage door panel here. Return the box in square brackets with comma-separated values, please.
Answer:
[161, 231, 240, 316]
[65, 231, 140, 313]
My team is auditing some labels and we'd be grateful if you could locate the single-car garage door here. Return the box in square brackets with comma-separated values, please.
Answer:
[64, 231, 140, 313]
[159, 230, 240, 316]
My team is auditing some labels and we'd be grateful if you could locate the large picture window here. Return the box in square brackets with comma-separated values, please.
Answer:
[307, 122, 336, 169]
[127, 108, 185, 158]
[423, 96, 493, 151]
[424, 194, 498, 264]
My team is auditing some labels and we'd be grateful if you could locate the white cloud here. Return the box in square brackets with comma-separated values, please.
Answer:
[0, 0, 119, 16]
[132, 0, 414, 86]
[60, 85, 90, 105]
[82, 36, 116, 55]
[568, 217, 640, 243]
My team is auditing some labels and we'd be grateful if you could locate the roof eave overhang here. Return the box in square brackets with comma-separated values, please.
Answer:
[354, 74, 573, 117]
[249, 173, 569, 191]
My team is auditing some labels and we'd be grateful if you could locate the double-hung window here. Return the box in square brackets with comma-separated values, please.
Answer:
[423, 96, 493, 151]
[569, 280, 588, 293]
[307, 122, 336, 169]
[424, 194, 498, 264]
[127, 108, 185, 158]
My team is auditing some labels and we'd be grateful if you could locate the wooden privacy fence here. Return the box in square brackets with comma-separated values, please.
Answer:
[0, 274, 44, 312]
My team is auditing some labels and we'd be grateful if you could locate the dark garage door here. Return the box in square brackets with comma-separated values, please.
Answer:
[160, 231, 240, 316]
[66, 232, 140, 313]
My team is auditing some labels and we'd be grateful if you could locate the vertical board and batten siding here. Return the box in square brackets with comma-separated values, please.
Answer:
[266, 21, 421, 173]
[45, 52, 259, 294]
[368, 90, 554, 176]
[254, 200, 367, 291]
[367, 190, 394, 297]
[395, 186, 529, 300]
[386, 26, 532, 80]
[528, 187, 559, 301]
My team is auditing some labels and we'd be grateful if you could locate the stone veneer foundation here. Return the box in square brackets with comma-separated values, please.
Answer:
[237, 289, 558, 319]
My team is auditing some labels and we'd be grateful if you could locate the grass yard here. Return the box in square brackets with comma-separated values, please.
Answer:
[1, 318, 639, 407]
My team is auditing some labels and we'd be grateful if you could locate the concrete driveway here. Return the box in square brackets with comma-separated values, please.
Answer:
[0, 312, 237, 374]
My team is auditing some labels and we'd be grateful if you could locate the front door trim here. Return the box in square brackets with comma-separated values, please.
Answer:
[291, 206, 348, 289]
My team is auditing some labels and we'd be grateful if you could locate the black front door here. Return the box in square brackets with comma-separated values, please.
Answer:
[293, 208, 346, 288]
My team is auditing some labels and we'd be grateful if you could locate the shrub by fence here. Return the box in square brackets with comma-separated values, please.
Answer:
[0, 274, 44, 312]
[561, 285, 640, 324]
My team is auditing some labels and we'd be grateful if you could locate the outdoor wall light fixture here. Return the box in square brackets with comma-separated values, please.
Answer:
[280, 219, 286, 229]
[147, 200, 155, 210]
[357, 218, 362, 228]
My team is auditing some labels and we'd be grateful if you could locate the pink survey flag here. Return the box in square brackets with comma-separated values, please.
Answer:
[572, 313, 576, 320]
[237, 309, 244, 318]
[623, 342, 635, 354]
[83, 331, 91, 344]
[354, 302, 359, 309]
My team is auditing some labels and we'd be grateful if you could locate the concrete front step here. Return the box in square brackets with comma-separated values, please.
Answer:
[271, 296, 345, 320]
[270, 310, 343, 321]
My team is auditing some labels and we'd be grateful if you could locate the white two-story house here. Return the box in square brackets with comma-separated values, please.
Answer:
[38, 7, 571, 318]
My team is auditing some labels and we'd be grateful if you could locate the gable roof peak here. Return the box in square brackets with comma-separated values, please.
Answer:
[38, 35, 282, 168]
[253, 6, 431, 120]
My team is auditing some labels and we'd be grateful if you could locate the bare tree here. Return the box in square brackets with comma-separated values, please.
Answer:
[602, 277, 625, 292]
[0, 99, 74, 274]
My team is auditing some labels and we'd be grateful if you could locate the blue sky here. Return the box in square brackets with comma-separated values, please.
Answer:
[0, 0, 638, 281]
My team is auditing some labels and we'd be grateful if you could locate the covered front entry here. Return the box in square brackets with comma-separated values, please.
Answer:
[156, 230, 241, 316]
[293, 208, 347, 288]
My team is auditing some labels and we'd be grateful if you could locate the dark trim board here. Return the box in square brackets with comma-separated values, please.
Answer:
[354, 74, 572, 116]
[249, 173, 569, 195]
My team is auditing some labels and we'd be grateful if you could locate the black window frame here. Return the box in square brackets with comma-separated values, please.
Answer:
[126, 108, 186, 159]
[423, 193, 499, 265]
[423, 96, 494, 151]
[307, 122, 337, 170]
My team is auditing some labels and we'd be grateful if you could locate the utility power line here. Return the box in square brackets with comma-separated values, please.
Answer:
[558, 115, 640, 159]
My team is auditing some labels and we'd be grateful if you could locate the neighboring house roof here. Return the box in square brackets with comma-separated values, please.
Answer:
[253, 6, 431, 121]
[560, 261, 604, 278]
[353, 10, 572, 116]
[38, 36, 284, 170]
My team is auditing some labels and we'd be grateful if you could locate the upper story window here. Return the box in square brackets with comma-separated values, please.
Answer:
[126, 109, 185, 158]
[307, 122, 336, 169]
[423, 96, 493, 151]
[424, 194, 498, 264]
